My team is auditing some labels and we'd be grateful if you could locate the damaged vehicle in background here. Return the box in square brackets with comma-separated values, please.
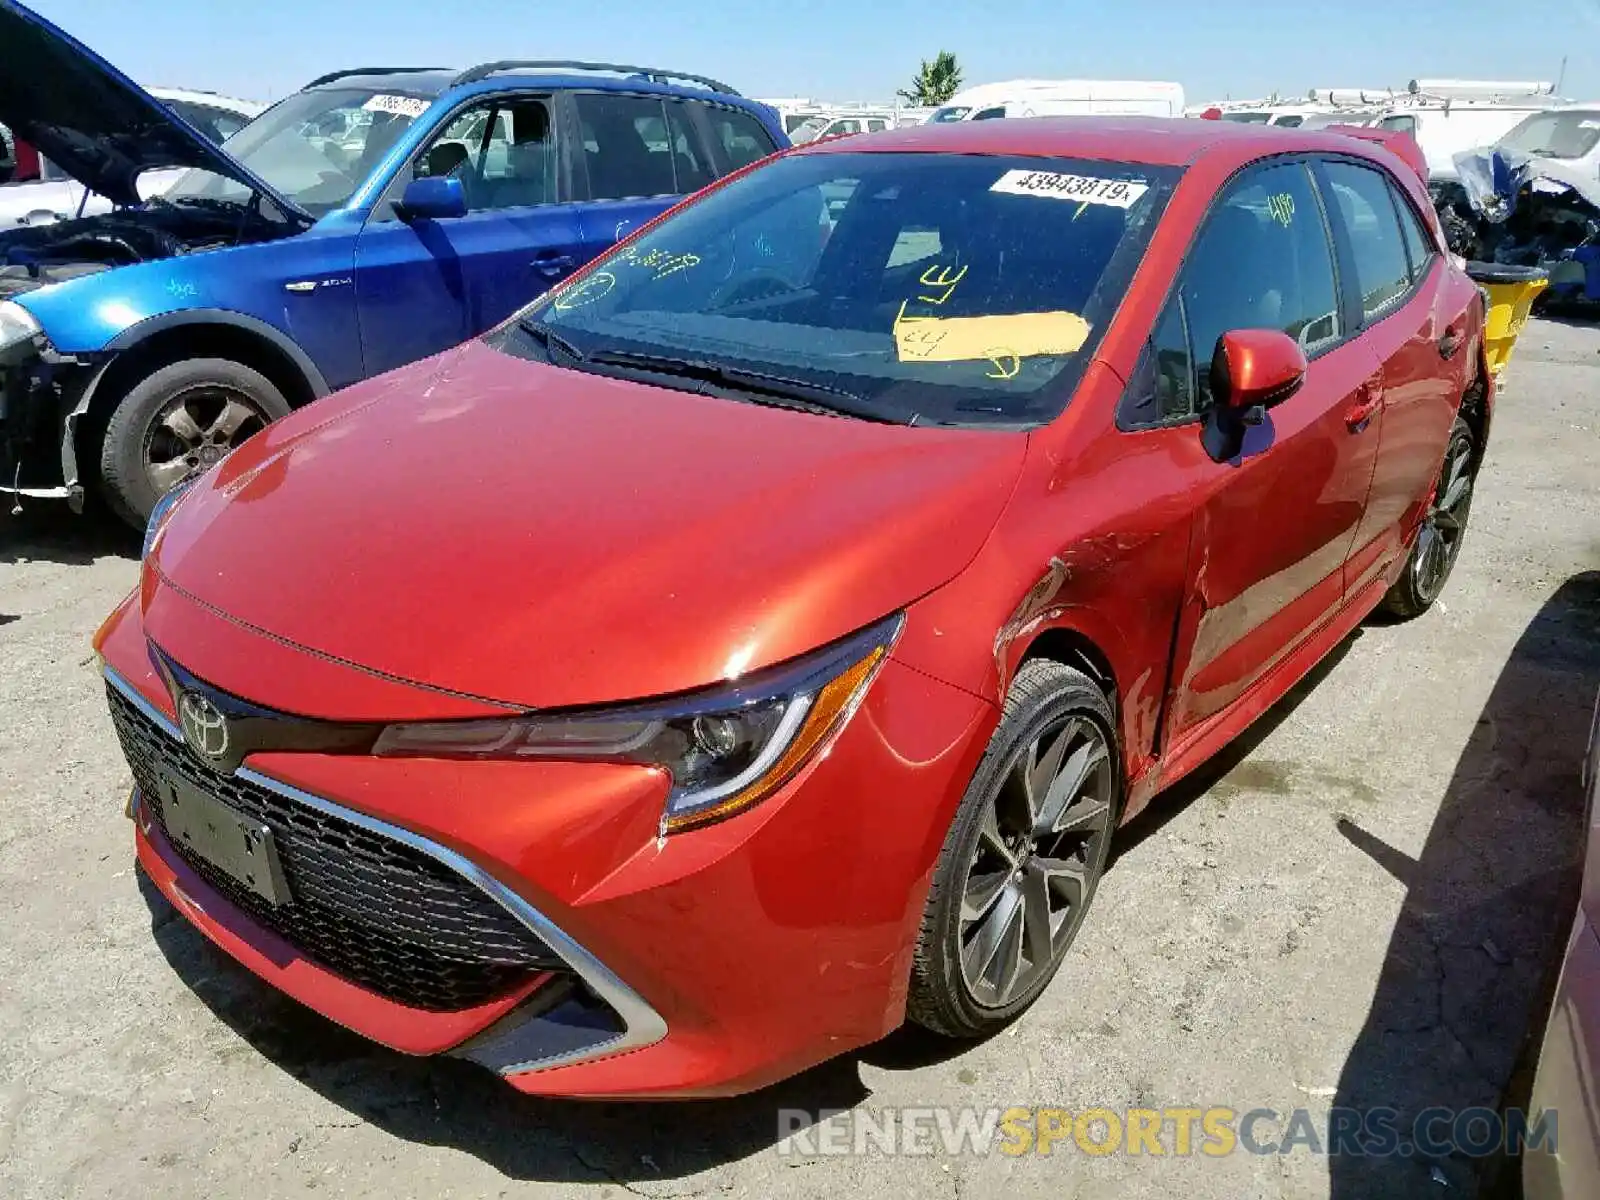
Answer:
[0, 0, 785, 527]
[1432, 138, 1600, 303]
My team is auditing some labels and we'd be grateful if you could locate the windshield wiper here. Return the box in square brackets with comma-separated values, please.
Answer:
[517, 318, 588, 363]
[582, 348, 904, 423]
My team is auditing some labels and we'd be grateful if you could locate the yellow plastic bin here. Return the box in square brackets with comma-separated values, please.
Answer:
[1465, 261, 1550, 379]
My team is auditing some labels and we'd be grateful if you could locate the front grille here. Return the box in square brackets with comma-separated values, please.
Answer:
[108, 682, 562, 1011]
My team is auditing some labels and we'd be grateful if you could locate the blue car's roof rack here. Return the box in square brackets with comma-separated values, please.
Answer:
[451, 60, 741, 96]
[304, 66, 450, 89]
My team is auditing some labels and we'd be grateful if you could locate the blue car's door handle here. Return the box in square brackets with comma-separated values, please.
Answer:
[532, 252, 574, 277]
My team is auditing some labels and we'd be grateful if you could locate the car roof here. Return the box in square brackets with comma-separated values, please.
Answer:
[303, 65, 754, 109]
[796, 115, 1406, 170]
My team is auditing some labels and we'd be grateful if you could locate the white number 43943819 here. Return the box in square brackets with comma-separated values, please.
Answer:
[990, 169, 1149, 208]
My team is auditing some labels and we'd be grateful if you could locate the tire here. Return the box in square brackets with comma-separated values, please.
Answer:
[1380, 416, 1476, 621]
[98, 357, 290, 530]
[907, 659, 1121, 1038]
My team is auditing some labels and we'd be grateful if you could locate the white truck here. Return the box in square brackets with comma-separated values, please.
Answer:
[928, 79, 1185, 123]
[1372, 79, 1570, 180]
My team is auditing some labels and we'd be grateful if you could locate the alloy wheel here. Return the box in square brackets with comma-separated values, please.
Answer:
[959, 713, 1115, 1009]
[143, 386, 268, 495]
[1412, 430, 1474, 604]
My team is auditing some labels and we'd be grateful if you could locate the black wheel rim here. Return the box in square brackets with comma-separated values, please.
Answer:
[143, 386, 268, 496]
[959, 714, 1115, 1009]
[1413, 432, 1474, 604]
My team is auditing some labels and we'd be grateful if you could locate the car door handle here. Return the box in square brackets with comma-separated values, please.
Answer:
[532, 252, 574, 277]
[1438, 324, 1464, 360]
[1346, 380, 1383, 433]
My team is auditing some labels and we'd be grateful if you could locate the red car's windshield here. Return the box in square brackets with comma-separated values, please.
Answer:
[504, 151, 1181, 427]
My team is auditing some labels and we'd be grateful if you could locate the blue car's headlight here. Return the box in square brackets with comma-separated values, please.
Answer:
[141, 478, 198, 561]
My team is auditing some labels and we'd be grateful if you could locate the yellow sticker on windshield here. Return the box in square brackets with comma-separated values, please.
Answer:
[893, 304, 1091, 369]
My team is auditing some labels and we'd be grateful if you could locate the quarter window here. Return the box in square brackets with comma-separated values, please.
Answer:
[1323, 161, 1414, 320]
[1120, 295, 1194, 427]
[704, 106, 778, 170]
[1389, 182, 1437, 283]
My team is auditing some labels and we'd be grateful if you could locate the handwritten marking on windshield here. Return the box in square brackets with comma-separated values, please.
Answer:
[552, 271, 616, 311]
[619, 245, 702, 280]
[917, 263, 968, 305]
[986, 354, 1022, 380]
[1267, 193, 1296, 228]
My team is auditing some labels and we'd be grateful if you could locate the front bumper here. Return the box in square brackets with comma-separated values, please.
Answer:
[0, 348, 96, 507]
[99, 592, 996, 1097]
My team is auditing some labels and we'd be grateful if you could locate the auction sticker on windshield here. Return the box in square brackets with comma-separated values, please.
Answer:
[363, 94, 430, 118]
[991, 170, 1149, 208]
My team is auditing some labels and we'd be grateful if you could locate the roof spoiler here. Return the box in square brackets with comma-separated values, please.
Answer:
[1324, 125, 1429, 182]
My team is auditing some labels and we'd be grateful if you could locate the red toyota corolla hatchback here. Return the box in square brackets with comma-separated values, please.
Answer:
[96, 117, 1489, 1098]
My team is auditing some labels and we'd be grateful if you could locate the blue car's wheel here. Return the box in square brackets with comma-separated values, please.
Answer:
[98, 357, 290, 529]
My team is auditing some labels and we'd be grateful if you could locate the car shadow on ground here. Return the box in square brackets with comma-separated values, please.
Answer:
[0, 503, 137, 567]
[1327, 571, 1600, 1198]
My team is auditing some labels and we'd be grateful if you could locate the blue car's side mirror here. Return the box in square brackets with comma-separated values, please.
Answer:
[395, 176, 467, 222]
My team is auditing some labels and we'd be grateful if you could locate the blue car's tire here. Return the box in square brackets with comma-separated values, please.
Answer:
[98, 357, 290, 530]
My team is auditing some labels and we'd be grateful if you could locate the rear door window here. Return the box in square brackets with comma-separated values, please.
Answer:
[576, 92, 680, 199]
[663, 100, 715, 192]
[1322, 161, 1415, 321]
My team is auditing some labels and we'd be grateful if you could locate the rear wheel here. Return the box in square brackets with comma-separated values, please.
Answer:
[1381, 416, 1476, 620]
[98, 357, 289, 529]
[907, 659, 1119, 1038]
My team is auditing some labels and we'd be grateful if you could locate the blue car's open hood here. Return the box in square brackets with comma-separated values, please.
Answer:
[0, 0, 305, 217]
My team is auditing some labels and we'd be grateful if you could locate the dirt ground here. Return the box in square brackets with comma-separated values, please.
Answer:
[2, 318, 1598, 1200]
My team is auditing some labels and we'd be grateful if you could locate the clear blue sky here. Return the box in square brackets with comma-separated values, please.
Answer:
[26, 0, 1600, 107]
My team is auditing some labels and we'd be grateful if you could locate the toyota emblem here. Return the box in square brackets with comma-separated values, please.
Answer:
[178, 691, 230, 761]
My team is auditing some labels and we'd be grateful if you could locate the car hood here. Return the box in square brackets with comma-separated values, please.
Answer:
[0, 0, 299, 215]
[153, 340, 1028, 711]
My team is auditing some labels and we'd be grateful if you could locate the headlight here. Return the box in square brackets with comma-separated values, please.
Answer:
[0, 300, 40, 353]
[141, 476, 198, 561]
[373, 614, 902, 832]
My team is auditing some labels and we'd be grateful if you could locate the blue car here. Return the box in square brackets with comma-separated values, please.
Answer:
[0, 0, 786, 526]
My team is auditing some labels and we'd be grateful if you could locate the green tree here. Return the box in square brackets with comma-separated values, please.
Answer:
[899, 51, 964, 106]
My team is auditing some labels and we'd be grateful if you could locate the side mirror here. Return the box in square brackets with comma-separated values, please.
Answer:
[1202, 329, 1306, 463]
[394, 176, 466, 223]
[1210, 329, 1306, 414]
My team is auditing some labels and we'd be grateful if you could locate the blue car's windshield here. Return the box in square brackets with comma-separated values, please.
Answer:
[167, 87, 431, 215]
[499, 151, 1179, 428]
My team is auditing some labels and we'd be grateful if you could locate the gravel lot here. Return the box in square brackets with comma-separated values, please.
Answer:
[3, 318, 1598, 1200]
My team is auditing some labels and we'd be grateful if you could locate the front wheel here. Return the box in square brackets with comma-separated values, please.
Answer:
[98, 357, 290, 529]
[907, 659, 1120, 1038]
[1380, 416, 1476, 620]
